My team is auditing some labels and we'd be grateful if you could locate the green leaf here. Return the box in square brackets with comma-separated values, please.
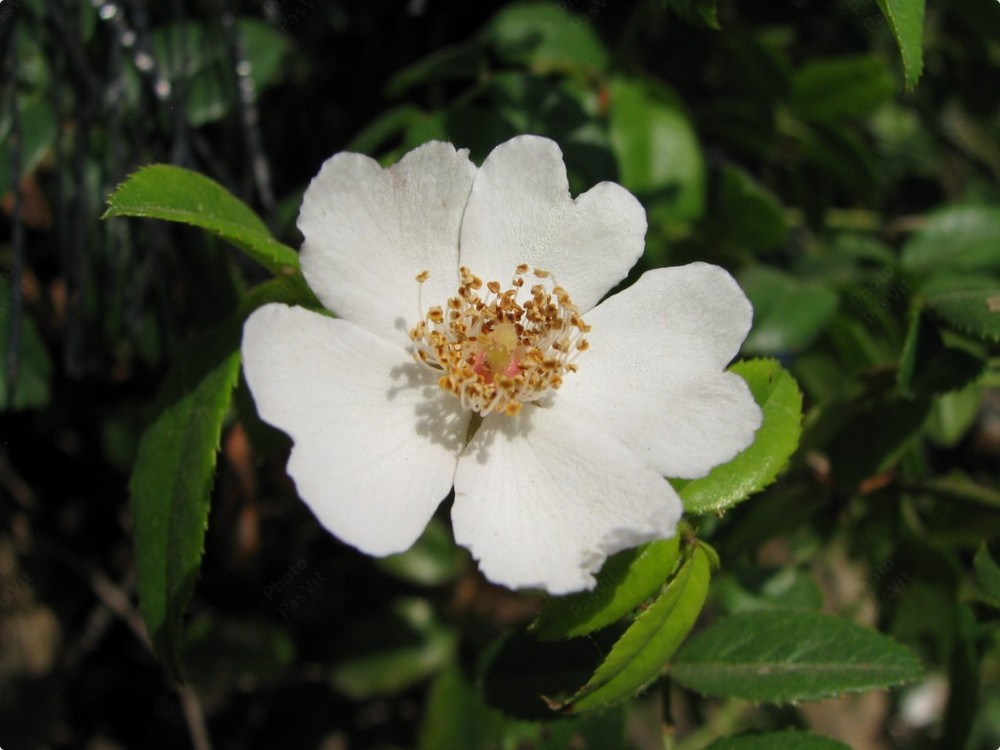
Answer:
[151, 19, 288, 127]
[678, 359, 802, 515]
[713, 167, 787, 253]
[484, 2, 609, 74]
[819, 395, 931, 490]
[504, 709, 628, 750]
[377, 517, 467, 586]
[330, 598, 456, 699]
[671, 610, 923, 703]
[703, 730, 851, 750]
[0, 278, 53, 411]
[130, 319, 243, 681]
[875, 0, 926, 90]
[901, 205, 1000, 275]
[387, 43, 485, 97]
[608, 77, 705, 226]
[563, 543, 712, 712]
[973, 544, 1000, 606]
[897, 306, 986, 394]
[479, 630, 610, 719]
[790, 56, 894, 122]
[925, 289, 1000, 343]
[715, 568, 823, 614]
[661, 0, 719, 28]
[532, 536, 681, 640]
[418, 666, 505, 750]
[739, 267, 838, 354]
[926, 384, 982, 448]
[0, 96, 56, 189]
[183, 615, 295, 693]
[104, 165, 300, 275]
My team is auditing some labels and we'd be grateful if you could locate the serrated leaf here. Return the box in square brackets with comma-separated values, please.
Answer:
[532, 536, 681, 640]
[925, 289, 1000, 343]
[671, 610, 923, 703]
[901, 205, 1000, 275]
[563, 543, 712, 713]
[104, 165, 299, 275]
[704, 730, 851, 750]
[739, 267, 838, 354]
[678, 359, 802, 515]
[875, 0, 926, 90]
[130, 319, 243, 681]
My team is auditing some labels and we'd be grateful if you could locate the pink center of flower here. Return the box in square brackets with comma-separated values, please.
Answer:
[409, 265, 590, 416]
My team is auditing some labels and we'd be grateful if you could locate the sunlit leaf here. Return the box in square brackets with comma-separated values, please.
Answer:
[564, 543, 712, 712]
[678, 359, 802, 514]
[532, 536, 681, 640]
[105, 164, 300, 275]
[875, 0, 926, 90]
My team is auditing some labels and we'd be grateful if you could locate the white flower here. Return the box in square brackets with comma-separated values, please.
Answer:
[241, 135, 762, 594]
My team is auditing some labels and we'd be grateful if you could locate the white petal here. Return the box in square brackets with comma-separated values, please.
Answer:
[459, 135, 646, 313]
[298, 142, 477, 347]
[452, 401, 681, 594]
[241, 304, 470, 555]
[558, 263, 763, 479]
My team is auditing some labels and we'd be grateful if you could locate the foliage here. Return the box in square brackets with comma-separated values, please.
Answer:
[2, 0, 1000, 748]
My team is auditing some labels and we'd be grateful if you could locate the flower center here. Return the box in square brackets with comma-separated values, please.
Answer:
[409, 265, 590, 416]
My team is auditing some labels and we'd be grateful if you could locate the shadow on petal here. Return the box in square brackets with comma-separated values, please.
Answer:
[389, 360, 469, 454]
